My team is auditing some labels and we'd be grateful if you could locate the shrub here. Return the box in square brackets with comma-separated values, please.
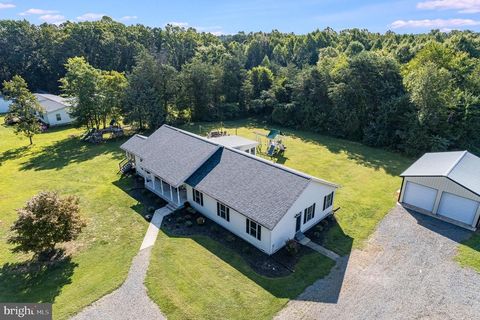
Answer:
[141, 189, 149, 195]
[285, 239, 300, 256]
[185, 220, 193, 228]
[210, 225, 219, 233]
[321, 219, 329, 227]
[147, 206, 155, 214]
[313, 231, 322, 238]
[184, 214, 192, 220]
[8, 191, 86, 257]
[315, 224, 324, 232]
[196, 217, 205, 225]
[184, 201, 191, 208]
[226, 234, 236, 242]
[186, 207, 196, 214]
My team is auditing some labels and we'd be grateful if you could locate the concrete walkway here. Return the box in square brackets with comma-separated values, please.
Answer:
[305, 240, 340, 261]
[72, 207, 172, 320]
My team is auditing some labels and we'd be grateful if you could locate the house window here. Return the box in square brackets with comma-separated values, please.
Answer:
[323, 192, 334, 210]
[193, 189, 204, 206]
[217, 202, 230, 221]
[250, 147, 256, 154]
[246, 218, 261, 240]
[56, 113, 62, 121]
[303, 203, 316, 224]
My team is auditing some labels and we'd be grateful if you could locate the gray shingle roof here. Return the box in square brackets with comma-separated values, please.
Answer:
[120, 134, 147, 156]
[401, 151, 480, 196]
[186, 148, 311, 229]
[121, 125, 219, 187]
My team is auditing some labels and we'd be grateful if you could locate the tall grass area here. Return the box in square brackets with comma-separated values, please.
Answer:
[0, 118, 148, 319]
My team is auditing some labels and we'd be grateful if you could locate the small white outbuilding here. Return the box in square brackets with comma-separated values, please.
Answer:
[34, 93, 75, 126]
[208, 135, 259, 155]
[399, 151, 480, 230]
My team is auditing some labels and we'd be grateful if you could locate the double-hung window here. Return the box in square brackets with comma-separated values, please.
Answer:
[193, 189, 204, 206]
[303, 203, 316, 224]
[217, 202, 230, 221]
[323, 192, 334, 210]
[56, 113, 62, 121]
[246, 218, 261, 240]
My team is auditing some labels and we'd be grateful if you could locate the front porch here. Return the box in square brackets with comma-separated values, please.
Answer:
[145, 175, 187, 208]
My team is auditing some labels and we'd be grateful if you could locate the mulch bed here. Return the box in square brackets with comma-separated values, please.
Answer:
[161, 206, 317, 278]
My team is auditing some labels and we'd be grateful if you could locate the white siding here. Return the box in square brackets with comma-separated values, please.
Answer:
[134, 155, 147, 177]
[185, 185, 272, 254]
[400, 176, 480, 228]
[235, 144, 257, 155]
[44, 108, 74, 126]
[270, 181, 336, 254]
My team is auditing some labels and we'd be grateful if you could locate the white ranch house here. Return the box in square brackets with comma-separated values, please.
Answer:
[121, 125, 339, 255]
[399, 151, 480, 230]
[34, 93, 75, 126]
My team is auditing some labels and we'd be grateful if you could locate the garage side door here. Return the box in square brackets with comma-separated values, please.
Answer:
[437, 192, 479, 225]
[403, 181, 438, 212]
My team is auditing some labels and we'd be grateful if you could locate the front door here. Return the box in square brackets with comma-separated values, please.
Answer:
[295, 214, 301, 232]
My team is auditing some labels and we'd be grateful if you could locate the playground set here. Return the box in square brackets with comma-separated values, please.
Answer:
[254, 129, 287, 157]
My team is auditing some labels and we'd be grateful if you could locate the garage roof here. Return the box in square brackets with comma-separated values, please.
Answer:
[401, 151, 480, 196]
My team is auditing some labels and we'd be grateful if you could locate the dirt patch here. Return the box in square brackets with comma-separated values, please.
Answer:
[162, 207, 316, 278]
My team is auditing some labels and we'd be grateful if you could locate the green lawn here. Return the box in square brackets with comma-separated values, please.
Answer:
[456, 234, 480, 272]
[0, 118, 149, 319]
[146, 119, 413, 320]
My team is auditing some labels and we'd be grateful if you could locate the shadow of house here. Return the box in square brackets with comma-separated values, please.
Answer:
[404, 207, 474, 244]
[112, 175, 167, 221]
[0, 256, 77, 303]
[161, 213, 352, 302]
[20, 136, 125, 171]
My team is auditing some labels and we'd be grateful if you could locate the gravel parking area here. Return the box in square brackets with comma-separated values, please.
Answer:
[276, 205, 480, 320]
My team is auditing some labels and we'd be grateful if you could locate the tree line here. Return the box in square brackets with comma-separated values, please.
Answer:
[1, 16, 479, 155]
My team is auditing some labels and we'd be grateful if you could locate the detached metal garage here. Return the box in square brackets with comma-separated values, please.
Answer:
[399, 151, 480, 230]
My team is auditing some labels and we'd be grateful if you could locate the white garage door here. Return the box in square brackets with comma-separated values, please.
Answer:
[403, 182, 438, 212]
[438, 192, 479, 225]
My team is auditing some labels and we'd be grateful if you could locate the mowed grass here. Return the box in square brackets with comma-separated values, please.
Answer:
[456, 234, 480, 272]
[0, 118, 148, 319]
[146, 119, 413, 320]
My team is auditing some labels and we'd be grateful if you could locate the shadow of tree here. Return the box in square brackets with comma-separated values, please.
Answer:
[184, 118, 412, 177]
[20, 136, 125, 171]
[0, 146, 30, 166]
[0, 255, 77, 303]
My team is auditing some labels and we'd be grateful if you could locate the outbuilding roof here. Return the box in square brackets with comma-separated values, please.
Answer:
[401, 151, 480, 196]
[34, 93, 69, 113]
[208, 135, 258, 148]
[121, 125, 338, 229]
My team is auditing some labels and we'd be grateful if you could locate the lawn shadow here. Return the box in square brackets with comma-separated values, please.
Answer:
[0, 145, 30, 166]
[112, 175, 167, 221]
[186, 119, 412, 177]
[162, 210, 352, 302]
[0, 253, 77, 303]
[20, 136, 125, 171]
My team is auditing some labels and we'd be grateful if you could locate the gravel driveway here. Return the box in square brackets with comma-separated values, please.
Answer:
[276, 205, 480, 320]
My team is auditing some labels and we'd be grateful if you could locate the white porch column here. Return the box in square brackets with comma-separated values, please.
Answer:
[169, 185, 173, 201]
[152, 176, 155, 190]
[160, 178, 164, 195]
[177, 187, 181, 204]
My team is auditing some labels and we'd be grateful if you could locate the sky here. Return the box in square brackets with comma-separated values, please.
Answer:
[0, 0, 479, 34]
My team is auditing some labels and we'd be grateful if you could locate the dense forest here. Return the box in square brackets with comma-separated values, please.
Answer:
[1, 17, 480, 155]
